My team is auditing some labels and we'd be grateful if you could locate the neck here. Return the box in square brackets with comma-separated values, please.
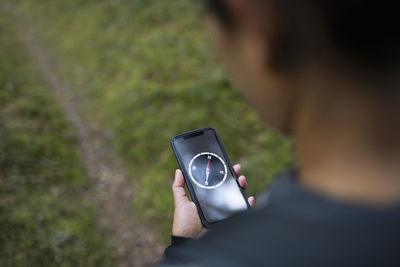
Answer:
[294, 79, 400, 207]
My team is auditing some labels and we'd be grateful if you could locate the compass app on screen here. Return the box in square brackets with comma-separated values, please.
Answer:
[172, 128, 248, 225]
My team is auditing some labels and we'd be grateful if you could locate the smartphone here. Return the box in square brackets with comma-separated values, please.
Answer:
[171, 127, 249, 227]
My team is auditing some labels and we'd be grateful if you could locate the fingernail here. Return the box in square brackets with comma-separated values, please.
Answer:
[175, 169, 179, 175]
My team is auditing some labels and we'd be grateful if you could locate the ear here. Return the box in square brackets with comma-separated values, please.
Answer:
[222, 0, 275, 69]
[221, 0, 254, 26]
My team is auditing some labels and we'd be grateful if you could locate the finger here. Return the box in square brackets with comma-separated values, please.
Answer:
[248, 196, 255, 207]
[233, 164, 241, 176]
[238, 175, 248, 190]
[172, 169, 189, 206]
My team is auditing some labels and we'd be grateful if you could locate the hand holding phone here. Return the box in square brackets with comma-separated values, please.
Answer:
[171, 127, 254, 237]
[172, 165, 254, 238]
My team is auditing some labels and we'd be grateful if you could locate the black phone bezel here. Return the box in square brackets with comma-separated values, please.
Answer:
[171, 127, 250, 228]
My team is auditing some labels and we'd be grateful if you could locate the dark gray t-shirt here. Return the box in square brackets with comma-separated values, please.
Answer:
[161, 170, 400, 266]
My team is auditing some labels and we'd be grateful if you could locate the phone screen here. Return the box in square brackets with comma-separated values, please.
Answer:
[172, 128, 248, 224]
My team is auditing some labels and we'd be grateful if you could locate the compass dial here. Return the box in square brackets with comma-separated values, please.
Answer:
[188, 152, 227, 189]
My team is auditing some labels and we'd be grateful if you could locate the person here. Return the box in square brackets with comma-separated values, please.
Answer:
[160, 0, 400, 266]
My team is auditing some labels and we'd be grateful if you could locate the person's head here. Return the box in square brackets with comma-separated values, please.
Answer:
[205, 0, 400, 138]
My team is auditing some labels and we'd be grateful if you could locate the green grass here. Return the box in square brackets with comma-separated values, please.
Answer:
[12, 0, 293, 243]
[0, 13, 116, 266]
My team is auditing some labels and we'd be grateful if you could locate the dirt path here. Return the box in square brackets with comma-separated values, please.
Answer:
[2, 3, 164, 267]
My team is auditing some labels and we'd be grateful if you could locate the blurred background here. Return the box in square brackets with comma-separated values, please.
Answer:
[0, 0, 292, 266]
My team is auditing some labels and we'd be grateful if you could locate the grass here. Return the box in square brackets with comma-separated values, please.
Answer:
[0, 13, 116, 266]
[11, 0, 293, 244]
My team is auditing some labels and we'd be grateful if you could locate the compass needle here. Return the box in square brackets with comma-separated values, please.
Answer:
[188, 152, 227, 189]
[205, 157, 211, 185]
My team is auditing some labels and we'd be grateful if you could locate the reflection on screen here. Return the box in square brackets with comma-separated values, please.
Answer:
[174, 129, 248, 223]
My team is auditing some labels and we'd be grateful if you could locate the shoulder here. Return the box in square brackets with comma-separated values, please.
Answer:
[160, 170, 400, 266]
[160, 207, 278, 266]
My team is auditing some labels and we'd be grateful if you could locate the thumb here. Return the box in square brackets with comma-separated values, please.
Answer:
[172, 169, 189, 206]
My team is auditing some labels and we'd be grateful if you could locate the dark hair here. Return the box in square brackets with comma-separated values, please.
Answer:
[204, 0, 235, 28]
[205, 0, 400, 79]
